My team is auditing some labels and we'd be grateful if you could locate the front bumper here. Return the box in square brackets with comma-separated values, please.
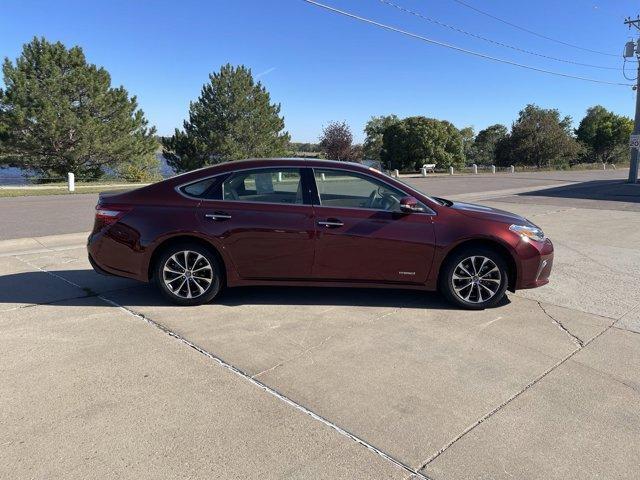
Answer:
[515, 237, 554, 289]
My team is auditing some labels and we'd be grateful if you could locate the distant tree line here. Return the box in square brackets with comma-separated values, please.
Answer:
[0, 37, 633, 180]
[357, 105, 633, 172]
[288, 142, 320, 153]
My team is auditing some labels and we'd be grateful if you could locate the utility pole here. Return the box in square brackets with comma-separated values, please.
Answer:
[624, 17, 640, 184]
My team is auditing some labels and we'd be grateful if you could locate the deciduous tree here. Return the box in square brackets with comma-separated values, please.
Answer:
[576, 105, 633, 164]
[319, 120, 357, 160]
[459, 126, 475, 165]
[381, 116, 464, 171]
[473, 124, 508, 166]
[363, 114, 399, 161]
[495, 105, 580, 168]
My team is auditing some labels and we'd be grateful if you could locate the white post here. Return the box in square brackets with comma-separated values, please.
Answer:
[612, 163, 616, 170]
[393, 169, 399, 178]
[321, 173, 326, 181]
[67, 172, 75, 193]
[421, 166, 427, 177]
[472, 164, 478, 175]
[277, 172, 283, 182]
[449, 166, 454, 175]
[602, 163, 606, 170]
[510, 165, 515, 173]
[491, 165, 496, 174]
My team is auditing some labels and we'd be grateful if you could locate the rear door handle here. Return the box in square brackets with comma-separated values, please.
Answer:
[205, 212, 232, 221]
[317, 219, 344, 228]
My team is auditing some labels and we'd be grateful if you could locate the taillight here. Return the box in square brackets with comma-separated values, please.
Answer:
[93, 205, 132, 231]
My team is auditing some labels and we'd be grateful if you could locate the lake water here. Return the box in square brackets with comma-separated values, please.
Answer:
[0, 154, 176, 185]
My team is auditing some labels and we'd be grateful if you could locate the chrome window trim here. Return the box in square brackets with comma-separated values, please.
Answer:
[311, 203, 435, 215]
[174, 164, 437, 215]
[311, 167, 437, 216]
[195, 198, 313, 209]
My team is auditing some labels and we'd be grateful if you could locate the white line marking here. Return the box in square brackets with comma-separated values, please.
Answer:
[15, 256, 86, 290]
[479, 316, 503, 329]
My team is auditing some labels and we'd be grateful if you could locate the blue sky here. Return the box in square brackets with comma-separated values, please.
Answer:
[1, 0, 638, 142]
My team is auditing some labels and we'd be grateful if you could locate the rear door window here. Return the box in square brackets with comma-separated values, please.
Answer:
[180, 177, 217, 198]
[222, 168, 304, 204]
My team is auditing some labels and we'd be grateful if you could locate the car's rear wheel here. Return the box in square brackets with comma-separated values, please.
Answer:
[154, 243, 222, 306]
[440, 246, 509, 310]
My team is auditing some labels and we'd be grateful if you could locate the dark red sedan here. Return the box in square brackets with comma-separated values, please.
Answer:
[88, 158, 553, 309]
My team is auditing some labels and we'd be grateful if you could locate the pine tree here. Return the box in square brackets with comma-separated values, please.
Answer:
[163, 64, 290, 173]
[0, 37, 158, 180]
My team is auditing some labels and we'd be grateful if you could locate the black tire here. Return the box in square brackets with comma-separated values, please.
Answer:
[439, 246, 509, 310]
[154, 242, 222, 306]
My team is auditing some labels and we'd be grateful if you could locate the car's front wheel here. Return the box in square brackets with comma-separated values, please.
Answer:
[154, 243, 222, 306]
[440, 246, 509, 310]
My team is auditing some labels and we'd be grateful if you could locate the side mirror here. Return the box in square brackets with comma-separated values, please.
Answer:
[400, 196, 425, 213]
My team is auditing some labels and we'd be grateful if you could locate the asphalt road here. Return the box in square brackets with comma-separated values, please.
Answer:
[0, 193, 98, 240]
[0, 168, 633, 240]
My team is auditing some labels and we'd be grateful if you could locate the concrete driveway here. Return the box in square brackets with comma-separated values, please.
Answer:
[1, 171, 639, 479]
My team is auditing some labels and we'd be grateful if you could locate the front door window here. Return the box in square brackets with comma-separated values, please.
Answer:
[314, 169, 405, 211]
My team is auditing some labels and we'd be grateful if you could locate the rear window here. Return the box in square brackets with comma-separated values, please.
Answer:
[180, 178, 216, 198]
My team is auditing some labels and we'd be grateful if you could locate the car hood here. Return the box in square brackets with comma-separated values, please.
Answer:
[448, 201, 529, 225]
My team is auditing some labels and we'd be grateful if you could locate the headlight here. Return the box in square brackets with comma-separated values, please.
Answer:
[509, 224, 545, 242]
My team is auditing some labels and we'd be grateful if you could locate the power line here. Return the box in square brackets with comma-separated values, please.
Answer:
[380, 0, 619, 70]
[450, 0, 618, 57]
[302, 0, 631, 86]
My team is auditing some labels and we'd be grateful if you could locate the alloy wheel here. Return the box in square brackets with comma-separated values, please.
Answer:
[162, 250, 213, 299]
[452, 255, 502, 304]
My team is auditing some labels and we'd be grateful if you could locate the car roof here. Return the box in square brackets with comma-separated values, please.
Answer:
[212, 157, 370, 170]
[168, 157, 378, 184]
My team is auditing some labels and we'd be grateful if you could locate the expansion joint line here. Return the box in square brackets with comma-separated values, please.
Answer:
[417, 319, 614, 472]
[98, 295, 434, 480]
[13, 253, 434, 478]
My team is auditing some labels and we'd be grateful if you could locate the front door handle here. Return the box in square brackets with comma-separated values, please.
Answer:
[205, 212, 232, 221]
[317, 219, 344, 228]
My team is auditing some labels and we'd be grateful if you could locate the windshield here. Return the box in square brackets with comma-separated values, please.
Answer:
[380, 171, 442, 206]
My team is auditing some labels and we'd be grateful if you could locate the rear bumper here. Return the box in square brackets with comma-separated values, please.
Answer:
[88, 251, 114, 276]
[87, 229, 148, 282]
[515, 238, 554, 289]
